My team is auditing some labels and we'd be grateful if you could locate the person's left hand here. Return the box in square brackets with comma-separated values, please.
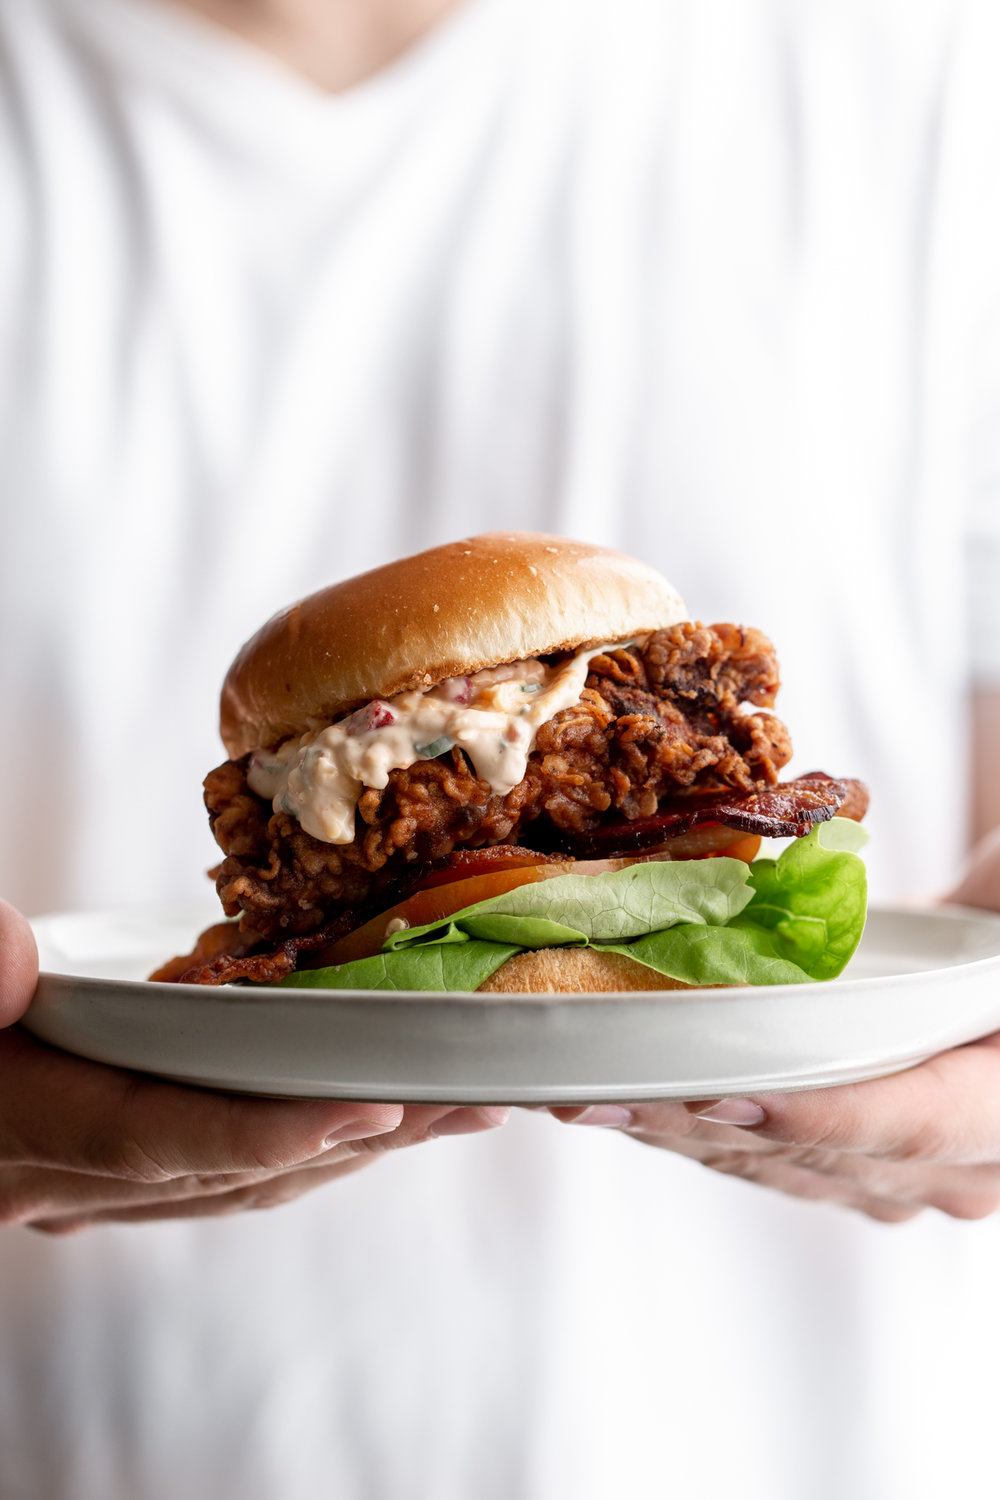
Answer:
[551, 1034, 1000, 1223]
[550, 838, 1000, 1225]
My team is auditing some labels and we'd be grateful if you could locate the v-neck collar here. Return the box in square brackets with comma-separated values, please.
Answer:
[55, 0, 511, 176]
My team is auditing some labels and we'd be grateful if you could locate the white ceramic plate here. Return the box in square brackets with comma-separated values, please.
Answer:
[22, 903, 1000, 1103]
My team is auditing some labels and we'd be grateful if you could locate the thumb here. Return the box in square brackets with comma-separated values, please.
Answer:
[0, 901, 39, 1027]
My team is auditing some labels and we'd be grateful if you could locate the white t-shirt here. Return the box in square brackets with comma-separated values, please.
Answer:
[2, 0, 1000, 1496]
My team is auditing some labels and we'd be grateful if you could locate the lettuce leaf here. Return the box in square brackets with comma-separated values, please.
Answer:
[731, 816, 869, 981]
[383, 857, 757, 950]
[279, 819, 867, 992]
[282, 940, 521, 992]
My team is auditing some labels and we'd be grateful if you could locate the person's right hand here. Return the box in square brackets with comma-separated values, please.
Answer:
[0, 900, 508, 1234]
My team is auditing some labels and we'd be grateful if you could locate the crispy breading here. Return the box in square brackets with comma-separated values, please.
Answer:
[203, 624, 792, 943]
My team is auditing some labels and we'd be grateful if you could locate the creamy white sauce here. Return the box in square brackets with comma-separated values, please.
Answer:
[247, 644, 620, 845]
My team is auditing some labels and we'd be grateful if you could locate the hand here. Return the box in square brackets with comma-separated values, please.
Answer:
[0, 901, 508, 1233]
[552, 1038, 1000, 1223]
[550, 836, 1000, 1224]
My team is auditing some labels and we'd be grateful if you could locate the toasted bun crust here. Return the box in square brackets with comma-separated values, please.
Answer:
[476, 947, 692, 994]
[220, 532, 688, 757]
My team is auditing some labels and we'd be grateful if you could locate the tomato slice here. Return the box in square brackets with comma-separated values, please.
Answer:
[410, 846, 567, 893]
[313, 859, 606, 967]
[308, 833, 761, 969]
[411, 827, 759, 888]
[702, 834, 761, 864]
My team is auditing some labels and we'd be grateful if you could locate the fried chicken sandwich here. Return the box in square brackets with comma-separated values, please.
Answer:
[154, 533, 869, 992]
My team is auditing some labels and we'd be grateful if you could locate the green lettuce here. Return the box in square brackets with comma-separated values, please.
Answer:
[282, 940, 522, 993]
[279, 819, 868, 992]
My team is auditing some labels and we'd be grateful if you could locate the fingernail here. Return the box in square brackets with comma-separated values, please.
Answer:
[322, 1118, 399, 1148]
[570, 1105, 634, 1128]
[692, 1099, 767, 1127]
[428, 1106, 512, 1138]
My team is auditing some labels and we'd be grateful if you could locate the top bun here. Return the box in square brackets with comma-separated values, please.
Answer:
[220, 532, 689, 758]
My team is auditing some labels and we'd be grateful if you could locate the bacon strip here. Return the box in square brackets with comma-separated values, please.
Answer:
[538, 773, 869, 858]
[150, 917, 354, 987]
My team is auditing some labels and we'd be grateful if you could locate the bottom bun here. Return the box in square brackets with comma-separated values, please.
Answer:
[476, 947, 692, 994]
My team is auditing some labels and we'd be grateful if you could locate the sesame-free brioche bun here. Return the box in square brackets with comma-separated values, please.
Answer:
[220, 532, 688, 759]
[476, 947, 692, 994]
